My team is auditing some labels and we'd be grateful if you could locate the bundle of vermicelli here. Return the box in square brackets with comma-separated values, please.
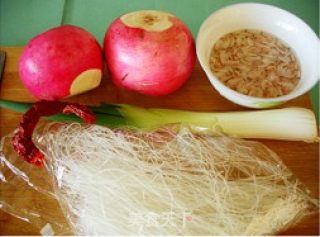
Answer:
[36, 123, 317, 235]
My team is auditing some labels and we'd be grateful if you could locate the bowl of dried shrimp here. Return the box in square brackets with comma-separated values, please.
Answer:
[197, 3, 319, 108]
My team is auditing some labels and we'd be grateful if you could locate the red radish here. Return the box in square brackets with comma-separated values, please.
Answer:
[104, 10, 196, 96]
[19, 25, 103, 100]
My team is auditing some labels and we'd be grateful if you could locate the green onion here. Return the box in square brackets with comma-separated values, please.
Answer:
[0, 99, 318, 142]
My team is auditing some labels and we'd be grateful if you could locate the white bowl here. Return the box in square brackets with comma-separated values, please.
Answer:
[196, 3, 319, 108]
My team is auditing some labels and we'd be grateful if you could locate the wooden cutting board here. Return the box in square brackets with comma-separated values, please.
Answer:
[0, 47, 318, 235]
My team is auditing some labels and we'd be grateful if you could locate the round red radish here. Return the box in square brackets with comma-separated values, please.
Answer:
[19, 25, 103, 100]
[104, 10, 196, 96]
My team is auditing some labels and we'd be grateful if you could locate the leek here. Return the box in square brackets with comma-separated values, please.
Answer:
[0, 99, 318, 142]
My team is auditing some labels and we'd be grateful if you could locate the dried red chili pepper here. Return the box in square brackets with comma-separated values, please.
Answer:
[12, 100, 96, 166]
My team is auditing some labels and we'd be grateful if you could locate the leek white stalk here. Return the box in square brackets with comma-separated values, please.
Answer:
[0, 99, 318, 142]
[120, 106, 318, 142]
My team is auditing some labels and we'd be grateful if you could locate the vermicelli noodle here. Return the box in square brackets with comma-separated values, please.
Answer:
[35, 123, 317, 235]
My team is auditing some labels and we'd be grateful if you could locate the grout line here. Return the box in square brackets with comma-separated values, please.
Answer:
[60, 0, 67, 25]
[60, 0, 74, 25]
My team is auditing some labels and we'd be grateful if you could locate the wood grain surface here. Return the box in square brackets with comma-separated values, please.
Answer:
[0, 47, 319, 235]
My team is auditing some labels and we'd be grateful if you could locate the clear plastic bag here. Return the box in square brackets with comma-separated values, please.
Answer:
[0, 123, 318, 235]
[0, 132, 72, 235]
